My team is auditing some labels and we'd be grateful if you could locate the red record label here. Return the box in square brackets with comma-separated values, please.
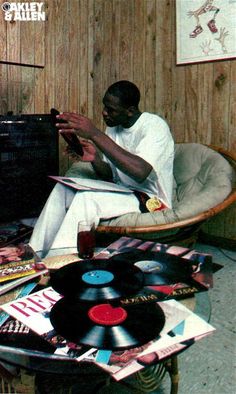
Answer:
[88, 304, 127, 326]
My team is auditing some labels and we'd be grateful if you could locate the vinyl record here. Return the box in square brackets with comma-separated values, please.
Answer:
[50, 299, 165, 350]
[50, 259, 144, 301]
[110, 250, 194, 286]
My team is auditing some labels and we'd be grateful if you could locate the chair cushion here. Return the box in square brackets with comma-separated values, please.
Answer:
[66, 144, 233, 227]
[172, 143, 233, 218]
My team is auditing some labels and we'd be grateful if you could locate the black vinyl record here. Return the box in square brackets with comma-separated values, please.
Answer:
[110, 250, 194, 286]
[50, 299, 165, 350]
[50, 259, 144, 301]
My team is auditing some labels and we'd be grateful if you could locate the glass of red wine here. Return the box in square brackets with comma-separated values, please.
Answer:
[77, 223, 95, 259]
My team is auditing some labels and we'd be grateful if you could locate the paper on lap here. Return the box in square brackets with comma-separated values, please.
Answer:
[49, 176, 133, 193]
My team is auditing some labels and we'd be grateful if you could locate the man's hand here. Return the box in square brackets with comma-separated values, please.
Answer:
[65, 140, 97, 163]
[57, 112, 152, 183]
[56, 112, 99, 139]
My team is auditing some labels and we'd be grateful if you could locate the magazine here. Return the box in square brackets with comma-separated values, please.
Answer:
[0, 244, 48, 296]
[0, 286, 95, 361]
[49, 175, 133, 193]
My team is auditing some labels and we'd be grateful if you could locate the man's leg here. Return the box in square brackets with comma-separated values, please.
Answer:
[29, 183, 76, 252]
[50, 190, 140, 249]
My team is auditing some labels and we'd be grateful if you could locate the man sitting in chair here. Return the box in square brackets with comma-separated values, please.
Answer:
[29, 80, 174, 252]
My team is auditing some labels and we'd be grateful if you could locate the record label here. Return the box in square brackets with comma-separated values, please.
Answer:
[82, 270, 114, 285]
[88, 304, 127, 326]
[136, 260, 164, 273]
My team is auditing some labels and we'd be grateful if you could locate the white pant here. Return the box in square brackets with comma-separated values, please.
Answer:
[29, 183, 140, 252]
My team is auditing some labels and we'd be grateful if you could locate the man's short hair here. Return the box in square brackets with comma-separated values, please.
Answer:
[107, 80, 140, 108]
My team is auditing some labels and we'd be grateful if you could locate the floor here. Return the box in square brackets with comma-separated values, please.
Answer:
[97, 243, 236, 394]
[159, 243, 236, 394]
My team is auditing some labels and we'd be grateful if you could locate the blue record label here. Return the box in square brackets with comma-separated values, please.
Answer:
[82, 270, 114, 285]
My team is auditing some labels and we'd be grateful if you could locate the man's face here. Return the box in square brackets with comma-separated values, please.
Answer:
[102, 93, 130, 128]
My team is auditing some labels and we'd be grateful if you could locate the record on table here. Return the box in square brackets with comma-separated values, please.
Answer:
[50, 299, 165, 350]
[49, 259, 144, 301]
[110, 250, 194, 286]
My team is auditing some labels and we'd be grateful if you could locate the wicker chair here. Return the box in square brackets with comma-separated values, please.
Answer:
[66, 143, 236, 246]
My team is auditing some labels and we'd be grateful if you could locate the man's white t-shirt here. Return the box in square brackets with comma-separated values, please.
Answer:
[103, 112, 174, 208]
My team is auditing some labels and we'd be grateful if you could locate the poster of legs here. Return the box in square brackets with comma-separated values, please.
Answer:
[176, 0, 236, 64]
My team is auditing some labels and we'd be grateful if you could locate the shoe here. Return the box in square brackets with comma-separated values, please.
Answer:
[207, 19, 218, 33]
[190, 25, 203, 38]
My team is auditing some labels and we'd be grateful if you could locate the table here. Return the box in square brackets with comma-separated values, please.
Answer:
[0, 246, 211, 394]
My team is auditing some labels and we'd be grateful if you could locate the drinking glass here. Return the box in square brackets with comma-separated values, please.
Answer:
[77, 223, 95, 259]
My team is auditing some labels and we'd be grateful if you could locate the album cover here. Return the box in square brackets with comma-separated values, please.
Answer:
[49, 176, 132, 193]
[95, 236, 215, 299]
[0, 286, 93, 361]
[0, 244, 48, 296]
[94, 299, 215, 381]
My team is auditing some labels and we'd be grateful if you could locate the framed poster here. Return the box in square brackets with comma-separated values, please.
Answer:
[176, 0, 236, 65]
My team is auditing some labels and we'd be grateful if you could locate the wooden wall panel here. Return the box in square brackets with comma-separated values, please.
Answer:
[196, 63, 213, 144]
[102, 0, 113, 92]
[154, 0, 172, 122]
[1, 0, 235, 239]
[44, 1, 56, 112]
[229, 64, 236, 152]
[144, 0, 156, 112]
[6, 21, 21, 64]
[0, 11, 6, 59]
[133, 0, 145, 109]
[119, 0, 134, 81]
[93, 0, 105, 130]
[110, 1, 121, 83]
[87, 0, 95, 119]
[0, 0, 45, 67]
[67, 0, 79, 113]
[185, 65, 198, 141]
[212, 62, 231, 147]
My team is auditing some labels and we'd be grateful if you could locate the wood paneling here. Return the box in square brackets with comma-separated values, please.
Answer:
[0, 0, 45, 67]
[0, 0, 235, 239]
